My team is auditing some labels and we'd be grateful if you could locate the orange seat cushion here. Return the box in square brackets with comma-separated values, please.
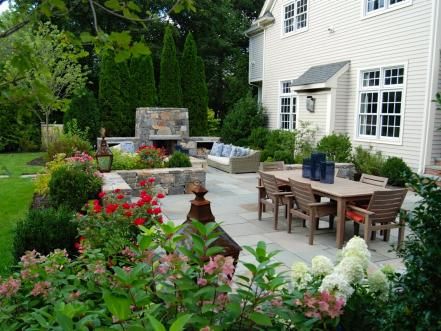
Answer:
[346, 210, 365, 223]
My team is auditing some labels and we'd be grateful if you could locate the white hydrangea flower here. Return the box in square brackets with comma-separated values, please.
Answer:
[368, 270, 389, 300]
[291, 262, 312, 290]
[334, 256, 366, 284]
[311, 255, 334, 277]
[319, 273, 354, 300]
[341, 237, 371, 269]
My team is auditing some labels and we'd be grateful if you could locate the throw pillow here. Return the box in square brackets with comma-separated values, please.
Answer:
[230, 146, 239, 158]
[215, 143, 224, 156]
[210, 142, 219, 156]
[221, 144, 232, 157]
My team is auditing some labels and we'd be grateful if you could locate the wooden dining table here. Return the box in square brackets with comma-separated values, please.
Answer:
[261, 170, 390, 249]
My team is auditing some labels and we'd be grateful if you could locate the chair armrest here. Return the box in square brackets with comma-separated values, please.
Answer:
[308, 202, 334, 208]
[273, 192, 291, 196]
[256, 185, 265, 189]
[347, 204, 375, 216]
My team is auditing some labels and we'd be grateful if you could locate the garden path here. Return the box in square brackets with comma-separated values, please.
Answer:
[160, 167, 420, 273]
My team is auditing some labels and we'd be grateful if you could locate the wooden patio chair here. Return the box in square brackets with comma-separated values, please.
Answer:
[259, 161, 285, 171]
[257, 171, 291, 230]
[345, 189, 407, 247]
[257, 161, 289, 212]
[360, 174, 388, 187]
[287, 179, 336, 245]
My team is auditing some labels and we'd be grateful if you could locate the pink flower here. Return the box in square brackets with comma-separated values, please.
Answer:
[123, 266, 132, 273]
[197, 278, 208, 286]
[0, 277, 21, 298]
[69, 291, 81, 300]
[94, 265, 106, 274]
[31, 281, 51, 297]
[200, 327, 212, 331]
[203, 258, 217, 275]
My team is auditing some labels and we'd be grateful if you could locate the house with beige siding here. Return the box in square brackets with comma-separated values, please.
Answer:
[246, 0, 441, 173]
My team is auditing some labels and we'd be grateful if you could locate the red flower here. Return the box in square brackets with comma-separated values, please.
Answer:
[93, 204, 102, 213]
[98, 192, 106, 199]
[134, 218, 145, 225]
[93, 199, 100, 205]
[153, 207, 161, 215]
[157, 216, 163, 224]
[116, 194, 124, 200]
[136, 200, 145, 207]
[105, 203, 119, 214]
[142, 194, 152, 203]
[122, 202, 131, 209]
[147, 208, 154, 215]
[151, 200, 158, 206]
[157, 193, 165, 199]
[139, 180, 147, 187]
[114, 189, 121, 193]
[124, 211, 133, 217]
[148, 177, 155, 183]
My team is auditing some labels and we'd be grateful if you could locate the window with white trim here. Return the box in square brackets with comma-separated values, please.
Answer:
[358, 66, 405, 139]
[364, 0, 408, 15]
[279, 81, 296, 130]
[283, 0, 308, 35]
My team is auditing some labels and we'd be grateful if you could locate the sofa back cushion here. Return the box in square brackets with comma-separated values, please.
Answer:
[210, 142, 224, 156]
[221, 144, 232, 157]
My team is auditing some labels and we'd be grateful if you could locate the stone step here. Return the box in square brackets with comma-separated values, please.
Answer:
[424, 165, 441, 177]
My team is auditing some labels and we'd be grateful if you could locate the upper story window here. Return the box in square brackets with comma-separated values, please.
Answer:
[364, 0, 410, 16]
[283, 0, 308, 35]
[357, 66, 405, 141]
[279, 81, 297, 130]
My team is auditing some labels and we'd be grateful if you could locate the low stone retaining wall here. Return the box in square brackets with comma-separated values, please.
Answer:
[285, 163, 356, 180]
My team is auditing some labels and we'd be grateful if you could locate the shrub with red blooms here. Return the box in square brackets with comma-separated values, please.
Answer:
[75, 178, 164, 257]
[136, 145, 166, 169]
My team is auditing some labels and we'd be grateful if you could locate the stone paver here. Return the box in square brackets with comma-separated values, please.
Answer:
[161, 167, 419, 271]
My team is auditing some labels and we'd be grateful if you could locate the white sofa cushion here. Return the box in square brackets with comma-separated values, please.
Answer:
[207, 155, 230, 165]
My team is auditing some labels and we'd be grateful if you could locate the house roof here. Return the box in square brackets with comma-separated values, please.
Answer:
[245, 11, 275, 36]
[291, 61, 351, 87]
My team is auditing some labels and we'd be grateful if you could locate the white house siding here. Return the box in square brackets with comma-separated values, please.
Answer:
[249, 33, 264, 82]
[334, 71, 351, 133]
[297, 91, 328, 140]
[430, 52, 441, 160]
[261, 0, 432, 169]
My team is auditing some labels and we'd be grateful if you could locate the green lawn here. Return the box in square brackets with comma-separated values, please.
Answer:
[0, 152, 44, 276]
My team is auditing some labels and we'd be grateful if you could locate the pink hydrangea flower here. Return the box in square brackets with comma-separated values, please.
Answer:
[197, 278, 208, 286]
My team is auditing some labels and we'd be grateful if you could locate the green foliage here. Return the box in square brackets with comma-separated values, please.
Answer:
[207, 109, 220, 136]
[385, 175, 441, 330]
[248, 127, 269, 150]
[167, 151, 192, 168]
[129, 53, 157, 107]
[48, 161, 102, 211]
[352, 146, 385, 176]
[380, 157, 412, 187]
[221, 93, 265, 146]
[316, 133, 352, 162]
[47, 134, 93, 161]
[262, 130, 296, 163]
[34, 154, 67, 196]
[159, 27, 182, 107]
[292, 121, 318, 163]
[63, 89, 100, 143]
[181, 33, 208, 135]
[111, 148, 144, 170]
[137, 145, 166, 168]
[13, 208, 77, 262]
[98, 52, 132, 137]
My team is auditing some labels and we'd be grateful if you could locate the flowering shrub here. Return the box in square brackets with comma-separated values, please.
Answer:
[76, 178, 164, 257]
[137, 145, 166, 168]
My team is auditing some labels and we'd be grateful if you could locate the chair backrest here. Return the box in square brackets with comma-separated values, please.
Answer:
[289, 179, 316, 212]
[367, 189, 407, 223]
[360, 174, 388, 187]
[260, 161, 285, 172]
[259, 171, 281, 198]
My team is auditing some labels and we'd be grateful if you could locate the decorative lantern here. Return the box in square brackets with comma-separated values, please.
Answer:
[310, 152, 326, 181]
[180, 185, 242, 266]
[96, 128, 113, 172]
[302, 158, 311, 178]
[320, 161, 335, 184]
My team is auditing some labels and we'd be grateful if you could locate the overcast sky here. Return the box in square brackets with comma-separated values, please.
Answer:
[0, 1, 10, 14]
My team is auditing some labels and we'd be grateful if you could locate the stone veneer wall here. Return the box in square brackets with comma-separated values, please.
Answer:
[136, 107, 189, 145]
[117, 168, 206, 195]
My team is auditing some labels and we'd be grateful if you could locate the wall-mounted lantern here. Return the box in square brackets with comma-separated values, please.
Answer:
[306, 96, 315, 112]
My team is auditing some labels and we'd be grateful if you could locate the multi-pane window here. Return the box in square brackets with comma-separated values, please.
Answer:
[358, 66, 405, 140]
[283, 0, 308, 34]
[280, 81, 296, 130]
[365, 0, 408, 14]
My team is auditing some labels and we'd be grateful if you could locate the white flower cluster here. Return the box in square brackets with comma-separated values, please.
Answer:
[291, 262, 312, 290]
[318, 273, 354, 300]
[334, 256, 365, 284]
[368, 270, 389, 300]
[311, 255, 334, 277]
[340, 236, 371, 269]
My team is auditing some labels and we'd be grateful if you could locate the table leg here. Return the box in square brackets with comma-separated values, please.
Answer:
[335, 197, 346, 249]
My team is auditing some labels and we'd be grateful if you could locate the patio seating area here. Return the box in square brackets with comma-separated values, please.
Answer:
[161, 166, 420, 273]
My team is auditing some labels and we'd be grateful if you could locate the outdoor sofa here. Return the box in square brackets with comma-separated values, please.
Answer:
[207, 143, 261, 174]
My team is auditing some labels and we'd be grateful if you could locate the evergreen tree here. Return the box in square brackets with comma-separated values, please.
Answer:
[64, 89, 101, 143]
[159, 26, 182, 107]
[98, 52, 132, 137]
[129, 54, 157, 109]
[181, 33, 208, 136]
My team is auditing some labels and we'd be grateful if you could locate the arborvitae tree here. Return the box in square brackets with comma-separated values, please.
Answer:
[129, 54, 157, 109]
[181, 33, 208, 136]
[63, 89, 100, 143]
[99, 52, 132, 136]
[159, 26, 182, 107]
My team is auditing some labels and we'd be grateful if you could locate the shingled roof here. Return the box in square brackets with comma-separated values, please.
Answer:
[291, 61, 350, 86]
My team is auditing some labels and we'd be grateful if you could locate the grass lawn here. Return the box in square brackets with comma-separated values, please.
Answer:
[0, 152, 44, 276]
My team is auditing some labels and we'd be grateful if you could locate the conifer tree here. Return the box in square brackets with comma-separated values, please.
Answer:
[181, 33, 208, 136]
[129, 54, 157, 108]
[159, 27, 182, 107]
[98, 52, 132, 136]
